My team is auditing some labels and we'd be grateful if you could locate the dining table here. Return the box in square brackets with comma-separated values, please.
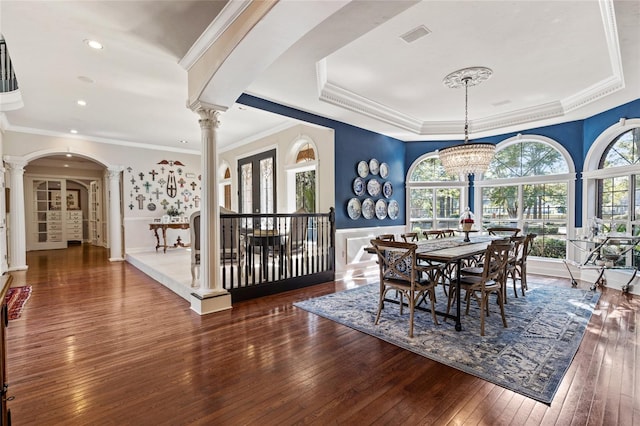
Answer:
[367, 235, 497, 331]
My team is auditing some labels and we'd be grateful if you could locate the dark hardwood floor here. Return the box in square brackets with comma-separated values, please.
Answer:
[6, 244, 639, 425]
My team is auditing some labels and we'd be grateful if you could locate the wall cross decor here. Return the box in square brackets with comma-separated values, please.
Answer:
[149, 169, 158, 181]
[135, 194, 146, 209]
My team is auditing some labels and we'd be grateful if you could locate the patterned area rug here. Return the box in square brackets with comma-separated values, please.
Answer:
[6, 286, 32, 320]
[294, 282, 599, 404]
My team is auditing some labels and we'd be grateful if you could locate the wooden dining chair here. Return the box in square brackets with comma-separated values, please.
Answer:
[370, 239, 442, 337]
[487, 227, 521, 237]
[400, 232, 419, 242]
[440, 229, 456, 238]
[509, 233, 537, 296]
[447, 240, 512, 336]
[423, 230, 444, 239]
[376, 234, 396, 242]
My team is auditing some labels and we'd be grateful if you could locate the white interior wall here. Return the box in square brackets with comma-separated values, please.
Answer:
[3, 131, 201, 254]
[218, 123, 335, 214]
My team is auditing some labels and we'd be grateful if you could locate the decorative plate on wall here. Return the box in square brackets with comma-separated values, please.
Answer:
[347, 198, 362, 220]
[362, 198, 375, 219]
[367, 179, 381, 196]
[357, 161, 369, 178]
[379, 162, 389, 179]
[383, 181, 393, 198]
[388, 200, 399, 220]
[375, 199, 388, 220]
[369, 158, 380, 175]
[353, 177, 365, 196]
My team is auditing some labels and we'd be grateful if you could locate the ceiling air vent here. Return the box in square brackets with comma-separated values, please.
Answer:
[400, 25, 431, 44]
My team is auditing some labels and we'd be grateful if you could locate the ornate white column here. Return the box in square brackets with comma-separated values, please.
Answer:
[107, 166, 124, 262]
[4, 158, 28, 270]
[189, 102, 231, 314]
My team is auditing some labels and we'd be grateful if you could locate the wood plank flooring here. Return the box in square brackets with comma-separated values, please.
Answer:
[5, 244, 639, 425]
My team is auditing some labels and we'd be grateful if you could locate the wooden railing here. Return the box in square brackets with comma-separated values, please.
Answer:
[220, 209, 335, 302]
[0, 40, 18, 93]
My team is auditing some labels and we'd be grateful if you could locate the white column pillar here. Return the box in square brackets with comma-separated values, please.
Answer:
[189, 103, 231, 314]
[107, 166, 124, 262]
[4, 159, 28, 271]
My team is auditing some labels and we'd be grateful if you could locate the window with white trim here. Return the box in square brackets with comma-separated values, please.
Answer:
[478, 138, 573, 259]
[407, 155, 465, 232]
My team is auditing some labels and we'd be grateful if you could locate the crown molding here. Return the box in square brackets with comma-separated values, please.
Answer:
[5, 125, 201, 155]
[316, 0, 623, 138]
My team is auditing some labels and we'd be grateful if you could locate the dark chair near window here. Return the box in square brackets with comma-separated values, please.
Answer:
[508, 233, 537, 297]
[286, 207, 309, 276]
[370, 239, 441, 337]
[400, 232, 419, 243]
[423, 230, 445, 239]
[487, 227, 521, 237]
[376, 234, 395, 242]
[440, 229, 456, 238]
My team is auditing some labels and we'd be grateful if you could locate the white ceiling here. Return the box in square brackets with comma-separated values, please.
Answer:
[1, 0, 639, 164]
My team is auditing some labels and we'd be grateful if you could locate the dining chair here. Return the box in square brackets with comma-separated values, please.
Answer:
[505, 235, 526, 298]
[400, 232, 419, 242]
[509, 233, 537, 296]
[447, 240, 512, 336]
[423, 230, 444, 239]
[370, 239, 442, 337]
[440, 229, 456, 238]
[376, 234, 396, 242]
[487, 227, 521, 237]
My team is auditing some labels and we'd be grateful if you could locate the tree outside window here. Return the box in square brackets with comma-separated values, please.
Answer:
[481, 140, 570, 259]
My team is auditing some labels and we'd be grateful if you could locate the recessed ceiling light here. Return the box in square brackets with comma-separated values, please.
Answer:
[66, 153, 72, 158]
[70, 129, 78, 134]
[77, 100, 87, 106]
[179, 140, 188, 144]
[64, 164, 69, 168]
[84, 39, 103, 50]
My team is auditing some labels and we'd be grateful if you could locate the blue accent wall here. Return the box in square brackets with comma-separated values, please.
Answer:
[239, 94, 639, 230]
[237, 94, 405, 229]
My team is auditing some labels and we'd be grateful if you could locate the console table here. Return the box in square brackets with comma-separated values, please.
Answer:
[149, 222, 190, 253]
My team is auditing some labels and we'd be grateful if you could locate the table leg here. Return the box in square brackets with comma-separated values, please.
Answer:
[153, 228, 161, 252]
[162, 227, 168, 253]
[455, 259, 462, 331]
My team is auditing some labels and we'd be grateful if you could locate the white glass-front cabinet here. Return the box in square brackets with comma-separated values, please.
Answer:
[29, 179, 67, 250]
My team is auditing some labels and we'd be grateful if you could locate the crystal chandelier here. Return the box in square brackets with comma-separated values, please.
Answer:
[438, 67, 495, 177]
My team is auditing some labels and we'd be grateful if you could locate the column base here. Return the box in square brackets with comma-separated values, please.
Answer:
[8, 264, 28, 271]
[190, 289, 232, 315]
[109, 257, 125, 262]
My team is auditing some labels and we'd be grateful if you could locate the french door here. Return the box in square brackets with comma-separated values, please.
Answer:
[238, 149, 276, 228]
[27, 178, 67, 250]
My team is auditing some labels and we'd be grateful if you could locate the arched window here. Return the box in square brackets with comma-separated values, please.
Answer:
[590, 127, 640, 233]
[406, 154, 466, 231]
[476, 136, 575, 259]
[287, 136, 318, 213]
[218, 164, 232, 210]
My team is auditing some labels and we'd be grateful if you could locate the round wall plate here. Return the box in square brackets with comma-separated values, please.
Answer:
[357, 161, 369, 178]
[347, 198, 362, 220]
[375, 199, 388, 220]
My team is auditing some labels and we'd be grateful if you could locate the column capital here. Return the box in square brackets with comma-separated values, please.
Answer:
[106, 166, 124, 179]
[3, 156, 28, 171]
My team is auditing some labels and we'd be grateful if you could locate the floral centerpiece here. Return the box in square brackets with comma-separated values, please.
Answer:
[460, 207, 475, 232]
